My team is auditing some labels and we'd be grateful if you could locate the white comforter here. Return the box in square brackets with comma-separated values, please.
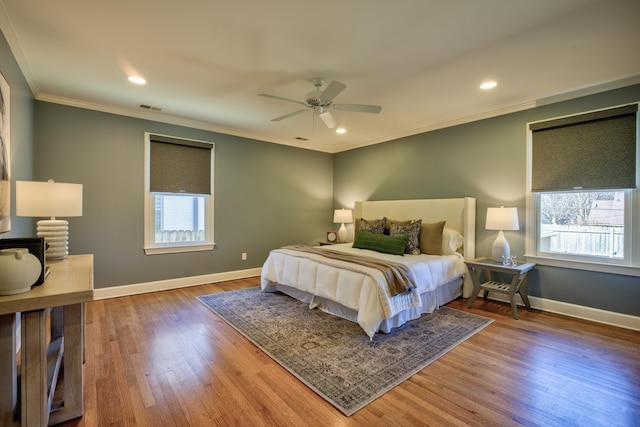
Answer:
[260, 243, 466, 338]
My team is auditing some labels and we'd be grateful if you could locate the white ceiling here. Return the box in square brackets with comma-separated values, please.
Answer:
[1, 0, 639, 153]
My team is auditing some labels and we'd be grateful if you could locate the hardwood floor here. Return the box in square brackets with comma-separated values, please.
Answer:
[57, 277, 639, 427]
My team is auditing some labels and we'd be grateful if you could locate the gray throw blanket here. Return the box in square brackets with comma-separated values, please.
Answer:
[282, 245, 416, 296]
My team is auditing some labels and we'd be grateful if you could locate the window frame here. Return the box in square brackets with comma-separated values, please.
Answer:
[525, 106, 640, 277]
[143, 132, 215, 255]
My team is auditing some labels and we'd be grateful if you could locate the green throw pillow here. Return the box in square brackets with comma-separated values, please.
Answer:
[353, 231, 409, 256]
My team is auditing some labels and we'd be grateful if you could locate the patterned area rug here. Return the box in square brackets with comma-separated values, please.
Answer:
[198, 287, 493, 416]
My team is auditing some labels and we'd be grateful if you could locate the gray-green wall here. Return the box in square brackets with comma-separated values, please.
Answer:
[334, 85, 640, 317]
[2, 26, 638, 317]
[34, 103, 333, 288]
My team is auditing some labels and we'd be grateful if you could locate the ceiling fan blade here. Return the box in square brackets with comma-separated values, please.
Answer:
[271, 108, 309, 122]
[259, 93, 307, 106]
[333, 104, 382, 114]
[318, 110, 337, 128]
[319, 80, 347, 103]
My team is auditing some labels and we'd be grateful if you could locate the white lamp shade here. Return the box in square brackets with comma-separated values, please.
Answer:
[16, 180, 83, 218]
[485, 207, 519, 231]
[333, 209, 353, 224]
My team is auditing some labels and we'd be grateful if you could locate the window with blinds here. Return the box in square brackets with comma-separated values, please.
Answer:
[526, 103, 639, 275]
[144, 133, 215, 254]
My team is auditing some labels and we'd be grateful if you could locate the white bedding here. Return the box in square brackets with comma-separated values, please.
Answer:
[260, 243, 467, 338]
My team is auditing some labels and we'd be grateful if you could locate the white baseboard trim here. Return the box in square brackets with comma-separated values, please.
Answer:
[93, 268, 263, 300]
[93, 270, 640, 331]
[482, 292, 640, 331]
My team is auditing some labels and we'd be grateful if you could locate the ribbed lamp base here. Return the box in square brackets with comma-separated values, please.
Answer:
[37, 219, 69, 260]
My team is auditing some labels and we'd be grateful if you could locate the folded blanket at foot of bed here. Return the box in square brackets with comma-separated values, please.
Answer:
[281, 244, 416, 296]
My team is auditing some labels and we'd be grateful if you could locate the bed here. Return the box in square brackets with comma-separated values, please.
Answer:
[261, 197, 476, 339]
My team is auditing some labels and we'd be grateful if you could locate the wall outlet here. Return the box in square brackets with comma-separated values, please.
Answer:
[241, 252, 247, 261]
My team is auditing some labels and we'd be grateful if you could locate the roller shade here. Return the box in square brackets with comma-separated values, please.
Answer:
[149, 134, 212, 194]
[530, 104, 637, 192]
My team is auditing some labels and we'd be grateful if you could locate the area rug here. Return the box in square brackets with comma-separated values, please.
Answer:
[197, 287, 492, 416]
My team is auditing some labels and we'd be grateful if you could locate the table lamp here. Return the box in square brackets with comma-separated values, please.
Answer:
[333, 208, 353, 243]
[485, 206, 519, 262]
[16, 179, 83, 260]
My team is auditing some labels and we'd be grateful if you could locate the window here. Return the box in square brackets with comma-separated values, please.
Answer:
[526, 104, 640, 276]
[144, 133, 214, 254]
[538, 190, 627, 260]
[154, 194, 206, 243]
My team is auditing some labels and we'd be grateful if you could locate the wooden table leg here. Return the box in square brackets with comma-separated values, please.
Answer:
[21, 309, 50, 427]
[0, 313, 17, 426]
[466, 266, 482, 308]
[48, 303, 85, 425]
[482, 269, 492, 300]
[508, 274, 521, 320]
[518, 274, 532, 310]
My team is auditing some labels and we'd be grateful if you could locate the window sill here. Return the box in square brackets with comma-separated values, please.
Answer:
[524, 254, 640, 277]
[144, 243, 215, 255]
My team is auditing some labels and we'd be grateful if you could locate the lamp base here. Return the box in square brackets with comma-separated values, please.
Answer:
[491, 230, 511, 262]
[338, 223, 348, 243]
[37, 219, 69, 260]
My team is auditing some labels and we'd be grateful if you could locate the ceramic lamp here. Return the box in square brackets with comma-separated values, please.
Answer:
[333, 208, 353, 243]
[16, 180, 83, 260]
[485, 206, 519, 262]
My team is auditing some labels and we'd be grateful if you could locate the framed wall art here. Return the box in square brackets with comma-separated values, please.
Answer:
[0, 71, 9, 233]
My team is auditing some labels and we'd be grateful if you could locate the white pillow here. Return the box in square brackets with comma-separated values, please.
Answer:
[441, 229, 464, 255]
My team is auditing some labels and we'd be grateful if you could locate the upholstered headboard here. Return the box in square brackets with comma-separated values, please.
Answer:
[354, 197, 476, 259]
[354, 197, 476, 296]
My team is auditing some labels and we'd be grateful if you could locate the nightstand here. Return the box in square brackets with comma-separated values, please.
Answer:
[318, 241, 338, 246]
[465, 257, 535, 319]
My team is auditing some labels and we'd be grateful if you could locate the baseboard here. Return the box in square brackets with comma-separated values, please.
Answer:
[93, 268, 263, 300]
[482, 292, 640, 331]
[93, 269, 639, 331]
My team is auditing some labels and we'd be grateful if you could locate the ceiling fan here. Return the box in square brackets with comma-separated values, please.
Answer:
[258, 78, 382, 129]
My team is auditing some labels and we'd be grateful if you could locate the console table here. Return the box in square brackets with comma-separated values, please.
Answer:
[0, 254, 93, 426]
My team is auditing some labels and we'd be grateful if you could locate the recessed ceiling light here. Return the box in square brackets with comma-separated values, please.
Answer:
[129, 76, 146, 85]
[480, 81, 497, 90]
[336, 128, 346, 134]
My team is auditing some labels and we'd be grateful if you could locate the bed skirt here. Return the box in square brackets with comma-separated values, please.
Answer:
[270, 277, 463, 335]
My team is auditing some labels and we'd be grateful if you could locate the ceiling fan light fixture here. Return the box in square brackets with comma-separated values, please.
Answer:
[318, 109, 337, 128]
[306, 90, 324, 106]
[259, 78, 381, 129]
